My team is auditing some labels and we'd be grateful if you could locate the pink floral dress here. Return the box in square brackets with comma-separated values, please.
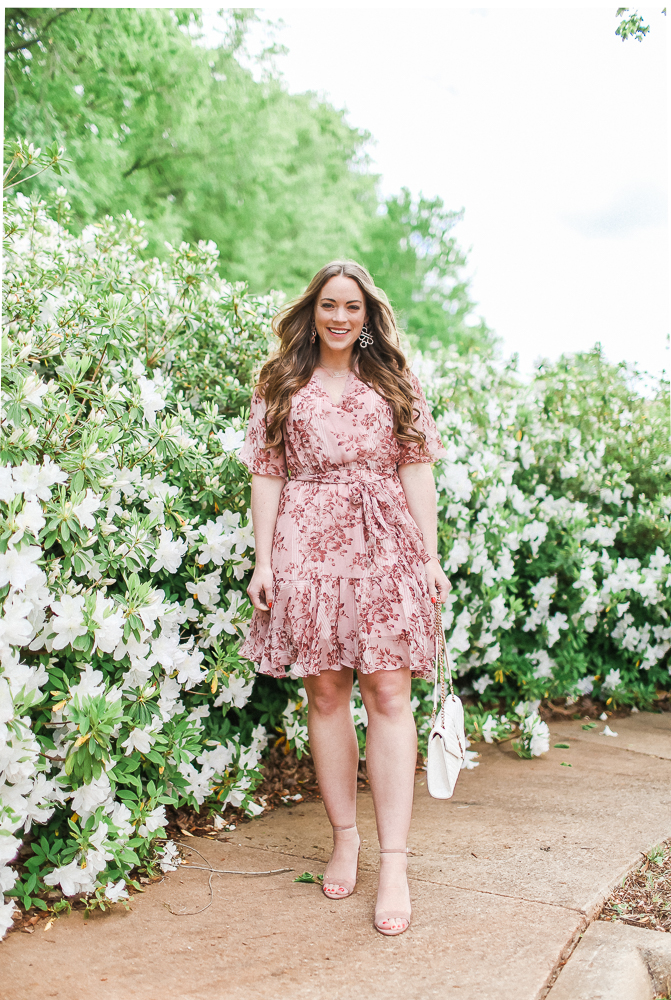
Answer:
[238, 370, 446, 680]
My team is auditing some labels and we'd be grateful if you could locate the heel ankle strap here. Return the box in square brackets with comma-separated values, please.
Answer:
[332, 824, 357, 833]
[380, 848, 408, 854]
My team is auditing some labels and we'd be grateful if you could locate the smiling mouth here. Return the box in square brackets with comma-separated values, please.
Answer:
[328, 328, 349, 335]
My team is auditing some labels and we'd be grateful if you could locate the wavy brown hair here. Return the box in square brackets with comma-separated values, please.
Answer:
[256, 260, 428, 456]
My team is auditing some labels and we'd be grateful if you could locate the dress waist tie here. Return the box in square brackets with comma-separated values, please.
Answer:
[291, 469, 431, 566]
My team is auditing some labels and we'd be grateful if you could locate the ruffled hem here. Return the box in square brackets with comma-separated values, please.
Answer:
[239, 573, 435, 681]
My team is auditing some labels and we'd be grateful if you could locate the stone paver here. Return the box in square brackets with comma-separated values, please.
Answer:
[1, 713, 669, 1000]
[547, 919, 671, 1000]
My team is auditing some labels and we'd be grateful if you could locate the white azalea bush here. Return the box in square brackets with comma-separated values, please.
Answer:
[1, 182, 669, 936]
[409, 347, 670, 722]
[0, 188, 284, 933]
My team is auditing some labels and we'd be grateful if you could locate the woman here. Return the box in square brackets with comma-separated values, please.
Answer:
[240, 260, 450, 936]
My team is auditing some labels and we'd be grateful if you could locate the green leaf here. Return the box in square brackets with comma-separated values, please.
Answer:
[554, 743, 570, 749]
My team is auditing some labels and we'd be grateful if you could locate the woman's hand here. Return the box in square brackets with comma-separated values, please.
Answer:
[247, 564, 274, 612]
[425, 557, 451, 605]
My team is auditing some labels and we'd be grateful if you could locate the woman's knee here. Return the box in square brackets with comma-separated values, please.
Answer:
[304, 671, 352, 716]
[360, 670, 411, 721]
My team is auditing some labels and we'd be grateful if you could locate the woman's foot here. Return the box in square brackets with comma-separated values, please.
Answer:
[374, 849, 411, 935]
[322, 825, 360, 899]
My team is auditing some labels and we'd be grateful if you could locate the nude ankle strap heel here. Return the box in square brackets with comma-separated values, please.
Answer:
[374, 848, 411, 936]
[322, 825, 360, 900]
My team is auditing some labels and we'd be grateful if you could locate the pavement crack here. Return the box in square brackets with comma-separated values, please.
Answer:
[407, 874, 588, 915]
[552, 734, 671, 762]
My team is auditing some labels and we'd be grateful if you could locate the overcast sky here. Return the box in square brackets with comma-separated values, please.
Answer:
[223, 5, 668, 378]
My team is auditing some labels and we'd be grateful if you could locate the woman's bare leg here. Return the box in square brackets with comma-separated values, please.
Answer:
[358, 667, 416, 931]
[304, 669, 360, 895]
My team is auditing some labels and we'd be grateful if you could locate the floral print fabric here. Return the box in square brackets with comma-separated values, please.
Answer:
[238, 370, 446, 679]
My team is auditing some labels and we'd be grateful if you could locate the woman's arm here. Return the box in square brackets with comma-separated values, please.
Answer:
[398, 462, 451, 604]
[246, 473, 285, 611]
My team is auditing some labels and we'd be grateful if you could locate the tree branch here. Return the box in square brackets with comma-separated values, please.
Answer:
[122, 150, 193, 179]
[5, 8, 73, 54]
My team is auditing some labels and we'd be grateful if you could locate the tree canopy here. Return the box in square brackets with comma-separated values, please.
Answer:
[4, 6, 494, 355]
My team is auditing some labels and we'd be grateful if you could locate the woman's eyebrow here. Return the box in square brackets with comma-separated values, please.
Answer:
[319, 297, 363, 304]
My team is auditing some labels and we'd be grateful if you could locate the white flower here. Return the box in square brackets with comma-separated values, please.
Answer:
[0, 592, 35, 648]
[13, 458, 67, 501]
[198, 742, 235, 773]
[575, 676, 595, 695]
[0, 897, 17, 940]
[529, 650, 556, 679]
[601, 668, 622, 692]
[472, 673, 493, 695]
[217, 427, 245, 452]
[186, 569, 222, 610]
[203, 591, 245, 638]
[197, 515, 238, 566]
[521, 520, 548, 557]
[70, 773, 113, 821]
[0, 835, 21, 867]
[481, 715, 498, 743]
[138, 805, 166, 837]
[546, 612, 569, 648]
[137, 375, 166, 425]
[522, 713, 550, 756]
[158, 840, 181, 872]
[582, 524, 618, 548]
[0, 466, 18, 503]
[20, 373, 50, 408]
[214, 673, 254, 709]
[49, 594, 87, 649]
[72, 489, 102, 529]
[103, 879, 129, 903]
[150, 528, 187, 573]
[44, 857, 98, 896]
[90, 593, 125, 654]
[11, 462, 40, 498]
[10, 499, 45, 544]
[0, 545, 43, 591]
[121, 725, 157, 756]
[69, 665, 106, 702]
[437, 462, 472, 502]
[0, 866, 17, 893]
[460, 737, 480, 770]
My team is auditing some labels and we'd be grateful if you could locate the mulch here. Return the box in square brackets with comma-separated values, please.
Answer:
[598, 839, 671, 933]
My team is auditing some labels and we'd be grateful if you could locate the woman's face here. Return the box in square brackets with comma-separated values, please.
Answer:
[313, 275, 368, 355]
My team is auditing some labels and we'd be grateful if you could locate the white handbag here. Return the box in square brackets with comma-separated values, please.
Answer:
[426, 604, 466, 799]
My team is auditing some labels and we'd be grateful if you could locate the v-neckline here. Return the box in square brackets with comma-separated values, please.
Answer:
[312, 369, 356, 408]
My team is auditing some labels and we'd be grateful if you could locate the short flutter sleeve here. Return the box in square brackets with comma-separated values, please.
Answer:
[396, 372, 447, 466]
[239, 389, 288, 479]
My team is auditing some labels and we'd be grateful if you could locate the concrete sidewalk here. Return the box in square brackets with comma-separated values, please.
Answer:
[2, 712, 670, 1000]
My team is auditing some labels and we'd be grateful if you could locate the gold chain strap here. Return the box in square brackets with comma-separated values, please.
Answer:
[431, 604, 454, 728]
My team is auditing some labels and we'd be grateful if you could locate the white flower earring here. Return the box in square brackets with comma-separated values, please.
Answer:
[359, 323, 373, 348]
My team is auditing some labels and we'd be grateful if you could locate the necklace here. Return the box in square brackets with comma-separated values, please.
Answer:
[319, 364, 351, 379]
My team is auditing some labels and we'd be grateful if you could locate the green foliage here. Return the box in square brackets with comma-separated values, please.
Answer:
[3, 7, 493, 355]
[357, 189, 493, 356]
[615, 8, 652, 41]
